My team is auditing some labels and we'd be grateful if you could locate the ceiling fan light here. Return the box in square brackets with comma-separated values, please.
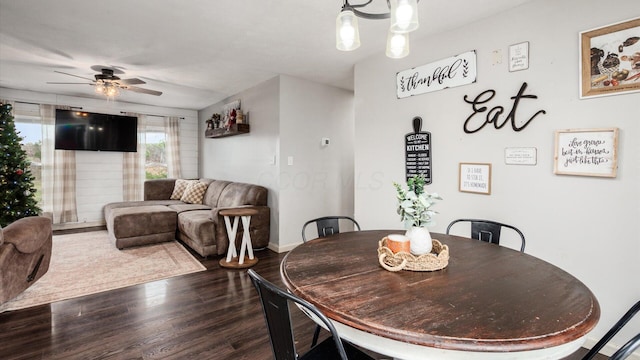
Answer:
[336, 8, 361, 51]
[105, 83, 120, 97]
[386, 31, 410, 59]
[94, 81, 105, 94]
[390, 0, 419, 33]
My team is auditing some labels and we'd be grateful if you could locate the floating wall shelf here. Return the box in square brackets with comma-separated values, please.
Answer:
[205, 124, 250, 138]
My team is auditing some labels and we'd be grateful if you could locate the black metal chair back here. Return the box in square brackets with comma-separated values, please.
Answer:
[248, 269, 372, 360]
[446, 218, 526, 252]
[302, 216, 361, 242]
[582, 300, 640, 360]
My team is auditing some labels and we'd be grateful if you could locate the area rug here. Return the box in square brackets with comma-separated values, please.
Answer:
[0, 230, 206, 312]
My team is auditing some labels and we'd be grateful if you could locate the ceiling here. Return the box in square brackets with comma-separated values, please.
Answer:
[0, 0, 537, 110]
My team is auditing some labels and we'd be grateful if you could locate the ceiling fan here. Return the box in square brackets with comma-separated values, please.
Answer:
[47, 68, 162, 96]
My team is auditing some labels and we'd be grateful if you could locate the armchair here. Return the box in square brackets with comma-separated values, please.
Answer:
[0, 216, 53, 304]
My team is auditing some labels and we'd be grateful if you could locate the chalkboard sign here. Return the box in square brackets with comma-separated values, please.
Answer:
[554, 128, 618, 177]
[405, 117, 432, 183]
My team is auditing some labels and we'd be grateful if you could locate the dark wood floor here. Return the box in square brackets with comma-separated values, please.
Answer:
[0, 233, 607, 360]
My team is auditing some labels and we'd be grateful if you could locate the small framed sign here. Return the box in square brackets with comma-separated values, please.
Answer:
[509, 42, 529, 72]
[554, 128, 618, 177]
[459, 163, 492, 195]
[505, 147, 537, 165]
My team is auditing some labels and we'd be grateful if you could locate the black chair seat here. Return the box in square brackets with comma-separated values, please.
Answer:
[301, 337, 373, 360]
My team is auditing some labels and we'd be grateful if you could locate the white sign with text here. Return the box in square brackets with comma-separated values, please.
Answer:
[396, 50, 477, 99]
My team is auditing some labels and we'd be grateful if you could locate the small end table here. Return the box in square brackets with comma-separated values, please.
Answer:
[218, 208, 259, 269]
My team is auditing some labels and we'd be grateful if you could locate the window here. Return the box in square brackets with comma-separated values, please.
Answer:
[14, 114, 43, 205]
[144, 118, 167, 180]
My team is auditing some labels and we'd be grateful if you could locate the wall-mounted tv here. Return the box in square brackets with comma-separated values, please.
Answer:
[55, 109, 137, 152]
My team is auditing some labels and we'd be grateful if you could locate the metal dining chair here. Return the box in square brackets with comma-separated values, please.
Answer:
[446, 218, 526, 252]
[247, 269, 373, 360]
[301, 216, 361, 242]
[582, 300, 640, 360]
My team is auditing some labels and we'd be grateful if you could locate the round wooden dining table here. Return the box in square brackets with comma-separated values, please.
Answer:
[280, 230, 600, 360]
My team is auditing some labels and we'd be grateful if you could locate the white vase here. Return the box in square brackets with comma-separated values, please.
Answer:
[406, 226, 432, 255]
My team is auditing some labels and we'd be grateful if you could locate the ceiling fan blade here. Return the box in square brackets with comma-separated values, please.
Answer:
[53, 70, 95, 82]
[46, 82, 91, 85]
[118, 78, 146, 85]
[123, 85, 162, 96]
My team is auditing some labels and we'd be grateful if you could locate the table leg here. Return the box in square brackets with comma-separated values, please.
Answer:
[238, 215, 254, 265]
[224, 215, 239, 263]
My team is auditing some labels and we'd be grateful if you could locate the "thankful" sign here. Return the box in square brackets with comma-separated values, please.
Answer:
[396, 50, 477, 99]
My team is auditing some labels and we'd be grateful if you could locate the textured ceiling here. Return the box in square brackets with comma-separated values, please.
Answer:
[0, 0, 537, 110]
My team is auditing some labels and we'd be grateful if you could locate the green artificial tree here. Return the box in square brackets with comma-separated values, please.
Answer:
[0, 103, 41, 227]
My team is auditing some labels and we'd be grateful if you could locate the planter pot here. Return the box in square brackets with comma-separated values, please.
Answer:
[406, 226, 432, 255]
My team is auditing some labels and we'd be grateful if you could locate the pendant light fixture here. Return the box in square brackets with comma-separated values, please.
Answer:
[336, 6, 361, 51]
[335, 0, 419, 59]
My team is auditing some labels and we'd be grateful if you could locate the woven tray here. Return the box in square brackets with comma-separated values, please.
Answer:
[378, 237, 449, 272]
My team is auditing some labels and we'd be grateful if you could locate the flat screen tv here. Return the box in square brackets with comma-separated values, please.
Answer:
[55, 109, 137, 152]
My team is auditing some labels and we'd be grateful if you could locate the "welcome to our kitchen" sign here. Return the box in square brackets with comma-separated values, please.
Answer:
[396, 50, 477, 99]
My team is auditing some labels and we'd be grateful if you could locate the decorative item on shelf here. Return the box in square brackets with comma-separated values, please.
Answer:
[378, 237, 449, 272]
[205, 104, 250, 139]
[393, 174, 442, 255]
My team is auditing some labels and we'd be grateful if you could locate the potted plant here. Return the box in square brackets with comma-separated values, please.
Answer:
[393, 175, 442, 255]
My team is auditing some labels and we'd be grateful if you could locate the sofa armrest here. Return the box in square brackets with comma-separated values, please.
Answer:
[144, 179, 177, 200]
[2, 216, 52, 254]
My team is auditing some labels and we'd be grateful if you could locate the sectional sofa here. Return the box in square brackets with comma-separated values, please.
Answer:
[104, 178, 270, 257]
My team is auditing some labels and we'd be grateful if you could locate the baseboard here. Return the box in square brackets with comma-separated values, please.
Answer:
[53, 220, 106, 231]
[267, 242, 300, 253]
[584, 335, 640, 359]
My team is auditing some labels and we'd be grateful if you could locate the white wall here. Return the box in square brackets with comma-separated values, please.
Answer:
[278, 75, 355, 250]
[0, 87, 199, 226]
[199, 77, 281, 246]
[199, 75, 355, 251]
[353, 0, 639, 355]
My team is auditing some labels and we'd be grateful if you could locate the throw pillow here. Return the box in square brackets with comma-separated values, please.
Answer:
[180, 181, 208, 204]
[170, 179, 195, 200]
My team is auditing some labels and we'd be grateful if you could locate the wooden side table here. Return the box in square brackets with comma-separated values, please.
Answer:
[218, 208, 259, 269]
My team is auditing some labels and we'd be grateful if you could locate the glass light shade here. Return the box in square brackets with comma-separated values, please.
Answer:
[105, 84, 120, 97]
[336, 9, 361, 51]
[390, 0, 419, 33]
[94, 81, 105, 94]
[386, 31, 410, 59]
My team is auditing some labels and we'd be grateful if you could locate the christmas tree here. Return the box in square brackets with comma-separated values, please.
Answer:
[0, 103, 41, 227]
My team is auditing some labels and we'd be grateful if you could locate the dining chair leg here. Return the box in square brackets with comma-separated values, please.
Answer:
[311, 324, 321, 348]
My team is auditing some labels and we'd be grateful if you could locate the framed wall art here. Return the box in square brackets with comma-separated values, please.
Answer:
[509, 41, 529, 72]
[554, 128, 618, 178]
[459, 163, 491, 195]
[579, 17, 640, 98]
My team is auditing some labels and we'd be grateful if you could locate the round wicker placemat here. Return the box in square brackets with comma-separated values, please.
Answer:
[378, 237, 449, 272]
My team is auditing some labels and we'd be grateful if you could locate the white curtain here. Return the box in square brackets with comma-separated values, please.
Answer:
[122, 114, 146, 201]
[40, 104, 78, 224]
[165, 116, 181, 179]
